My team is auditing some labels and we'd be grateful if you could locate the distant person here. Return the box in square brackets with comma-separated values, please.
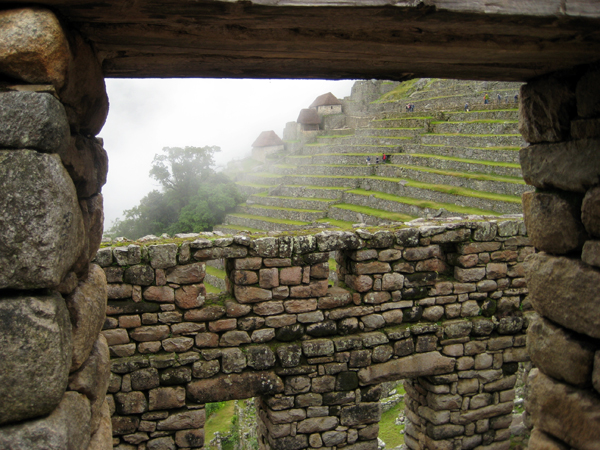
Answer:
[366, 156, 371, 165]
[464, 102, 470, 111]
[514, 94, 519, 103]
[405, 104, 411, 113]
[382, 153, 386, 163]
[375, 156, 379, 164]
[497, 93, 502, 104]
[484, 93, 489, 105]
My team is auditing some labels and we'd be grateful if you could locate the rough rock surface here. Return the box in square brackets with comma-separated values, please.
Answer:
[60, 137, 108, 199]
[525, 253, 600, 339]
[0, 391, 91, 450]
[522, 190, 587, 254]
[0, 150, 85, 289]
[582, 186, 600, 237]
[357, 352, 455, 385]
[520, 139, 600, 193]
[87, 400, 113, 450]
[526, 314, 595, 386]
[529, 371, 600, 450]
[65, 264, 108, 371]
[0, 292, 72, 425]
[187, 371, 284, 404]
[0, 91, 70, 153]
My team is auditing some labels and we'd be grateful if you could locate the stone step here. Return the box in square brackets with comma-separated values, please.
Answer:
[313, 135, 415, 147]
[286, 154, 394, 166]
[368, 117, 432, 129]
[303, 143, 405, 155]
[274, 185, 348, 200]
[213, 224, 264, 234]
[238, 172, 285, 185]
[235, 182, 275, 196]
[403, 144, 521, 164]
[224, 213, 307, 231]
[431, 120, 520, 135]
[420, 133, 525, 148]
[355, 127, 424, 138]
[387, 154, 522, 178]
[443, 109, 519, 122]
[248, 194, 336, 211]
[238, 204, 327, 222]
[375, 164, 529, 196]
[327, 204, 414, 226]
[292, 164, 374, 177]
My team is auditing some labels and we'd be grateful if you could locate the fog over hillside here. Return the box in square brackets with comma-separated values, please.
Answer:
[100, 78, 355, 230]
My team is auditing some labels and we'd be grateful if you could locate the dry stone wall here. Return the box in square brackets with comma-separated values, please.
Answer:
[519, 64, 600, 449]
[0, 6, 110, 450]
[98, 217, 532, 450]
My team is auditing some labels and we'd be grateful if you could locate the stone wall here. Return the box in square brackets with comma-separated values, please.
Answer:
[0, 6, 111, 450]
[519, 64, 600, 449]
[98, 217, 532, 449]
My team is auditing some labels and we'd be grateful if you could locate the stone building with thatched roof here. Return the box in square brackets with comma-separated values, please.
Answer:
[310, 92, 343, 115]
[251, 130, 284, 162]
[297, 108, 320, 131]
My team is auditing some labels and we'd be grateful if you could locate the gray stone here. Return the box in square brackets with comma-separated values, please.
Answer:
[582, 241, 600, 268]
[88, 400, 112, 450]
[582, 186, 600, 237]
[522, 190, 587, 254]
[187, 371, 284, 403]
[527, 314, 595, 387]
[221, 348, 247, 373]
[148, 244, 178, 269]
[123, 265, 155, 286]
[0, 291, 72, 425]
[157, 409, 205, 431]
[0, 391, 91, 450]
[0, 150, 84, 289]
[0, 91, 69, 153]
[528, 428, 570, 450]
[525, 253, 600, 339]
[357, 352, 455, 385]
[114, 245, 142, 266]
[520, 139, 600, 193]
[529, 371, 600, 450]
[65, 264, 107, 371]
[68, 334, 111, 432]
[147, 436, 176, 450]
[247, 345, 277, 370]
[519, 74, 576, 143]
[340, 403, 381, 426]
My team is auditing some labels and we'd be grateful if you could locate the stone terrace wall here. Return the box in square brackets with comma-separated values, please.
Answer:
[98, 217, 533, 450]
[0, 7, 111, 450]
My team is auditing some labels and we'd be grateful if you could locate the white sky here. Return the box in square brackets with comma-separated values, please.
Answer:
[100, 78, 356, 230]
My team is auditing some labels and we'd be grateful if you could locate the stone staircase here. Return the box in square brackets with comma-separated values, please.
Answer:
[215, 79, 529, 234]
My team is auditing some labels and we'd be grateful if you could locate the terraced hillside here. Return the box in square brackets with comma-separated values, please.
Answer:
[216, 79, 529, 234]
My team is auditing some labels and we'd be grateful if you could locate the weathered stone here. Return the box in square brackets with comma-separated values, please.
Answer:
[520, 139, 600, 193]
[0, 150, 84, 289]
[340, 403, 381, 426]
[157, 409, 205, 431]
[454, 267, 486, 282]
[143, 286, 175, 303]
[529, 371, 600, 450]
[519, 73, 576, 143]
[175, 428, 205, 448]
[149, 386, 186, 410]
[0, 391, 91, 450]
[220, 330, 252, 346]
[404, 245, 442, 261]
[130, 325, 170, 342]
[0, 291, 72, 425]
[528, 428, 570, 450]
[185, 305, 226, 322]
[525, 253, 600, 338]
[123, 265, 155, 286]
[115, 391, 148, 415]
[582, 186, 600, 237]
[146, 244, 177, 269]
[358, 352, 455, 385]
[162, 337, 194, 353]
[235, 285, 273, 303]
[345, 274, 374, 292]
[194, 245, 247, 260]
[188, 371, 283, 403]
[232, 269, 259, 285]
[113, 245, 142, 266]
[527, 314, 594, 387]
[88, 400, 112, 450]
[64, 264, 108, 372]
[582, 240, 600, 268]
[522, 190, 587, 254]
[352, 261, 391, 275]
[303, 339, 335, 357]
[260, 267, 280, 288]
[68, 334, 111, 432]
[297, 416, 339, 433]
[147, 436, 176, 450]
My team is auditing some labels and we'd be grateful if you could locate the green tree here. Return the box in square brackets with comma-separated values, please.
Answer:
[110, 190, 178, 238]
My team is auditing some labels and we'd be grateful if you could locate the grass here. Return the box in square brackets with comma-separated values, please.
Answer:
[243, 204, 323, 214]
[315, 218, 356, 229]
[253, 193, 335, 203]
[333, 203, 415, 222]
[346, 188, 503, 216]
[387, 164, 526, 184]
[204, 282, 222, 294]
[378, 386, 406, 448]
[375, 78, 420, 103]
[206, 265, 226, 279]
[425, 132, 522, 137]
[228, 213, 308, 226]
[204, 401, 236, 449]
[431, 119, 518, 124]
[217, 224, 264, 233]
[372, 116, 434, 121]
[284, 184, 350, 191]
[403, 153, 521, 168]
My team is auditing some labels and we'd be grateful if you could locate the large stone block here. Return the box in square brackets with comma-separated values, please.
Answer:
[0, 91, 69, 153]
[0, 391, 91, 450]
[522, 190, 587, 254]
[529, 371, 600, 450]
[65, 264, 107, 371]
[68, 334, 111, 433]
[525, 253, 600, 339]
[0, 150, 84, 289]
[582, 186, 600, 238]
[187, 371, 283, 404]
[527, 314, 595, 387]
[528, 428, 569, 450]
[0, 292, 72, 425]
[357, 352, 455, 385]
[87, 400, 112, 450]
[73, 194, 105, 277]
[59, 136, 108, 198]
[520, 139, 600, 193]
[519, 74, 576, 143]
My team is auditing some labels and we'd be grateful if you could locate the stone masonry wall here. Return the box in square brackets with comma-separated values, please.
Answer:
[98, 216, 532, 450]
[519, 63, 600, 449]
[0, 6, 111, 450]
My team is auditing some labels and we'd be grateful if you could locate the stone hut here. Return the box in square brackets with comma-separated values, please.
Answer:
[297, 108, 320, 131]
[251, 130, 284, 162]
[310, 92, 343, 115]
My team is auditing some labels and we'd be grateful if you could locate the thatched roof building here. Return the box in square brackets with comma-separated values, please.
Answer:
[251, 130, 285, 162]
[297, 108, 320, 131]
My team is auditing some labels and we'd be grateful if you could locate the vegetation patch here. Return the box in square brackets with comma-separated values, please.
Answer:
[387, 164, 526, 184]
[333, 204, 415, 222]
[228, 213, 308, 226]
[407, 153, 521, 168]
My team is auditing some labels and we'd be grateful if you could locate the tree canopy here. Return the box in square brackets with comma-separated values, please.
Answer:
[109, 146, 245, 239]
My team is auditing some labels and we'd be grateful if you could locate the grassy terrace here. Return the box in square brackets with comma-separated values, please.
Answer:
[334, 203, 415, 222]
[424, 132, 522, 137]
[372, 116, 434, 121]
[253, 193, 336, 203]
[407, 153, 521, 168]
[284, 184, 350, 191]
[243, 203, 323, 214]
[235, 182, 275, 189]
[206, 265, 226, 280]
[315, 218, 355, 229]
[216, 224, 264, 233]
[305, 143, 401, 148]
[388, 164, 526, 184]
[418, 143, 521, 151]
[431, 119, 518, 124]
[347, 188, 502, 216]
[227, 213, 308, 226]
